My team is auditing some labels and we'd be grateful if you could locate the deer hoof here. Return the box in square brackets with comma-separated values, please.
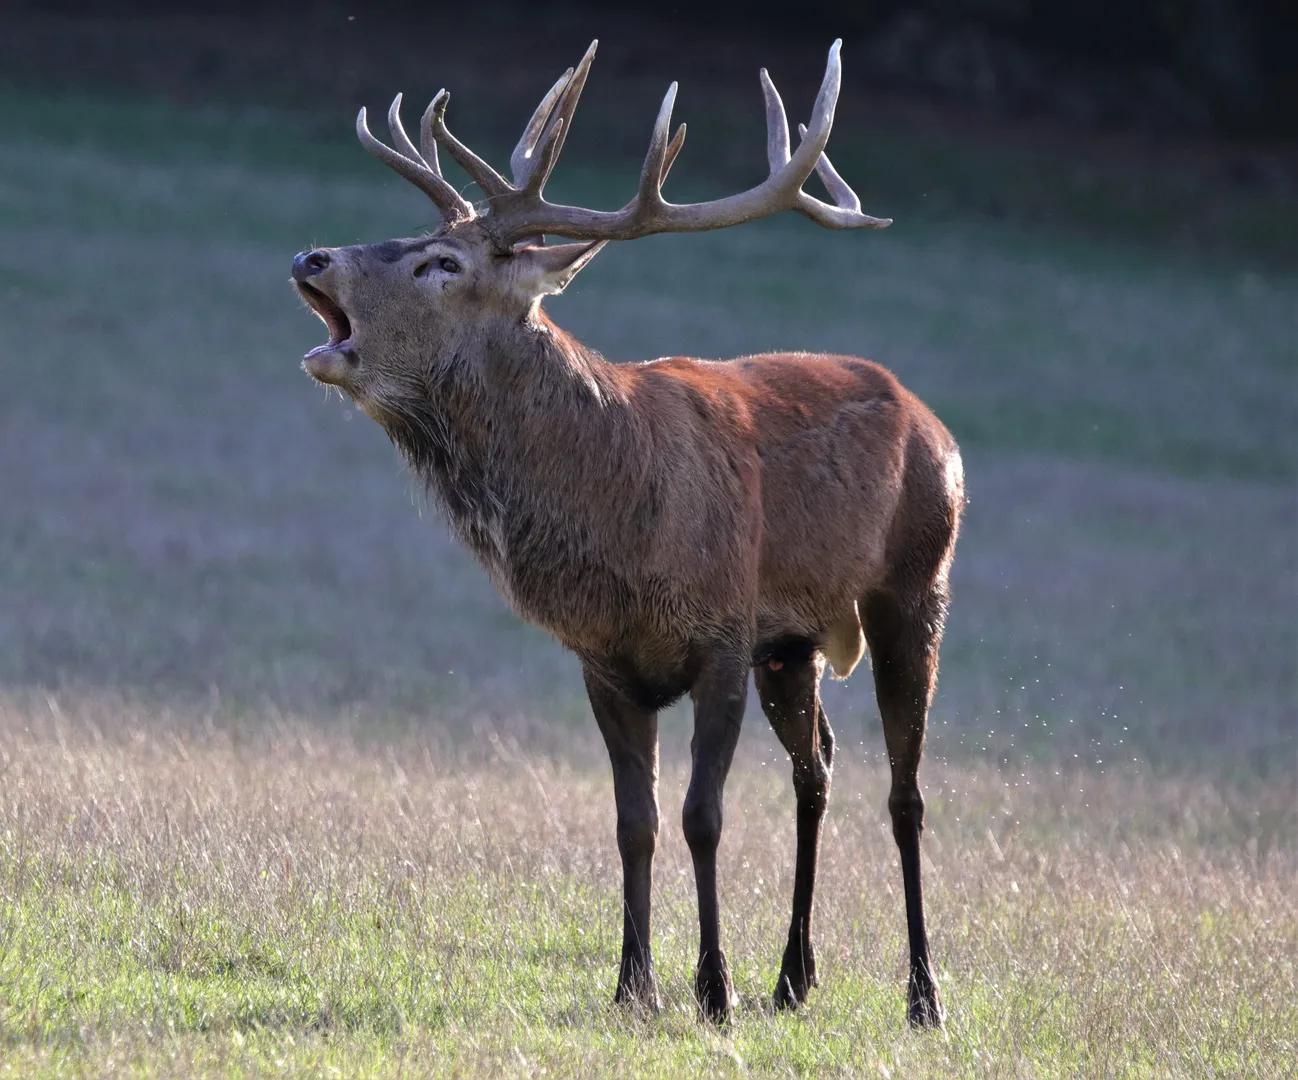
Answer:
[773, 973, 802, 1011]
[695, 954, 737, 1024]
[907, 975, 944, 1029]
[773, 968, 817, 1010]
[614, 966, 661, 1015]
[774, 941, 817, 1009]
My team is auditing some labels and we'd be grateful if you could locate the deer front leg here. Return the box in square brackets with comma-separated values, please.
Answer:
[583, 666, 661, 1012]
[682, 645, 748, 1024]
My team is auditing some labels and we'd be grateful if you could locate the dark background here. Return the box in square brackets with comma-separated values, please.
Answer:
[7, 0, 1296, 135]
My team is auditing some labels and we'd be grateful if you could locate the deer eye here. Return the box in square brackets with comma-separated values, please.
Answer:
[413, 256, 460, 279]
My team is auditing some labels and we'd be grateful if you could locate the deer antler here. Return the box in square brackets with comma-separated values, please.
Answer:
[359, 40, 889, 243]
[483, 39, 888, 244]
[356, 94, 476, 223]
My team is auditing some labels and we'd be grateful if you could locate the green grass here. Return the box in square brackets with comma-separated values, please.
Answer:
[0, 702, 1293, 1077]
[1, 65, 1295, 1076]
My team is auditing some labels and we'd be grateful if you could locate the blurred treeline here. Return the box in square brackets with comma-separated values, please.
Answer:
[758, 0, 1295, 136]
[4, 0, 1295, 138]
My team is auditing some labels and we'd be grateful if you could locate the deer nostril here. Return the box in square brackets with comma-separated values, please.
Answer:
[293, 249, 331, 279]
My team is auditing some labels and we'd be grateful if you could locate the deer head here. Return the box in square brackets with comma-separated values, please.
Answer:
[291, 39, 889, 409]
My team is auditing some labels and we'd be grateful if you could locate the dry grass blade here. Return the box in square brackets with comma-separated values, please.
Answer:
[0, 692, 1293, 1076]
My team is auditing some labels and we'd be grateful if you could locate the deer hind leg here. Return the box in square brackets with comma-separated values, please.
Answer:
[754, 639, 833, 1010]
[862, 581, 950, 1028]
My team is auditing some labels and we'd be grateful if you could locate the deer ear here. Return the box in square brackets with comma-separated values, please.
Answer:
[515, 240, 608, 296]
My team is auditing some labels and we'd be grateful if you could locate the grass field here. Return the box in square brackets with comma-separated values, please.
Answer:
[1, 698, 1294, 1077]
[1, 42, 1296, 1077]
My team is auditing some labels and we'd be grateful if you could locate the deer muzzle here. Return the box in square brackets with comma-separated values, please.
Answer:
[293, 248, 357, 385]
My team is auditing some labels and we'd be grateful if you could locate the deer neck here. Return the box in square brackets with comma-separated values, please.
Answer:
[377, 311, 639, 587]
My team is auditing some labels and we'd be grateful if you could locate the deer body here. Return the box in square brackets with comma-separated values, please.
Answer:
[381, 310, 954, 693]
[292, 40, 960, 1025]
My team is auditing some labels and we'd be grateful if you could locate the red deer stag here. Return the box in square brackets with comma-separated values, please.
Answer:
[291, 40, 962, 1026]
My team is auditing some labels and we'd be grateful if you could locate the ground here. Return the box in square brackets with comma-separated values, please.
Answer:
[0, 50, 1295, 1078]
[1, 700, 1294, 1077]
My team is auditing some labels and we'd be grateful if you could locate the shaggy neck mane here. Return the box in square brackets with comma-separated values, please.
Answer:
[375, 311, 635, 562]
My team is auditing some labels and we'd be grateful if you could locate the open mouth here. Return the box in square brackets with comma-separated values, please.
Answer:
[296, 281, 354, 360]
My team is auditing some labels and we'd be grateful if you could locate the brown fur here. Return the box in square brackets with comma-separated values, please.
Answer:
[291, 214, 963, 1023]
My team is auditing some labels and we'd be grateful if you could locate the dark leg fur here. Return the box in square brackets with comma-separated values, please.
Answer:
[862, 584, 949, 1028]
[683, 646, 749, 1023]
[584, 666, 661, 1012]
[755, 652, 833, 1010]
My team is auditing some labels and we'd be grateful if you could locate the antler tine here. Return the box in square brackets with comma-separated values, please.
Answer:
[756, 42, 885, 227]
[661, 123, 687, 185]
[795, 122, 891, 227]
[424, 91, 513, 199]
[776, 39, 842, 195]
[525, 39, 598, 195]
[386, 94, 429, 168]
[760, 68, 791, 171]
[799, 122, 858, 210]
[524, 117, 566, 198]
[635, 83, 679, 208]
[417, 93, 443, 178]
[356, 106, 474, 222]
[511, 68, 573, 186]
